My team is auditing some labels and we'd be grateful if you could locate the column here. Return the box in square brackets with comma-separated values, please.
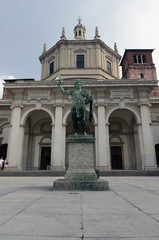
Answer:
[139, 103, 157, 169]
[7, 105, 23, 170]
[52, 105, 65, 171]
[96, 104, 110, 170]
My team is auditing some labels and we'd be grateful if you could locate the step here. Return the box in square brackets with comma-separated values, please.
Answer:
[0, 170, 159, 177]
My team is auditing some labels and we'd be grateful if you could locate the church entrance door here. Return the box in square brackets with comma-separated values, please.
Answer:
[40, 147, 51, 170]
[111, 146, 123, 169]
[155, 144, 159, 167]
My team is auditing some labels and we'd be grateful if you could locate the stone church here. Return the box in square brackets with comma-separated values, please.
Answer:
[0, 19, 159, 171]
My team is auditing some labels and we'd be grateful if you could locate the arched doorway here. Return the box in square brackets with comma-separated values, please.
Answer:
[39, 137, 51, 170]
[0, 143, 8, 159]
[0, 124, 10, 160]
[22, 110, 52, 170]
[110, 136, 124, 169]
[155, 144, 159, 167]
[109, 109, 141, 170]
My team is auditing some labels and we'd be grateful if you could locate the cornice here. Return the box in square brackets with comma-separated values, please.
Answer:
[3, 79, 158, 91]
[39, 38, 122, 62]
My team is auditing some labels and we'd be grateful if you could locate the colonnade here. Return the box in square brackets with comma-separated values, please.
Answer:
[7, 103, 157, 170]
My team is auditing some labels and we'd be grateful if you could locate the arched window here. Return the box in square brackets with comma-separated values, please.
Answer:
[134, 54, 147, 64]
[140, 73, 144, 78]
[138, 55, 142, 63]
[142, 55, 146, 63]
[133, 55, 137, 63]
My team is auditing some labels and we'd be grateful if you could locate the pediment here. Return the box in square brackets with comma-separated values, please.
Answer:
[74, 49, 87, 53]
[48, 55, 55, 62]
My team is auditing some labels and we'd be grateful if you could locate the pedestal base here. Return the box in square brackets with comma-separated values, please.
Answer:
[53, 179, 109, 191]
[53, 135, 109, 191]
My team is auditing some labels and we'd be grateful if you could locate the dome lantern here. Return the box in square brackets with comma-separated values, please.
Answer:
[74, 16, 86, 40]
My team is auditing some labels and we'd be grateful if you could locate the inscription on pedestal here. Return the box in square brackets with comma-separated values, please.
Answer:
[67, 141, 94, 171]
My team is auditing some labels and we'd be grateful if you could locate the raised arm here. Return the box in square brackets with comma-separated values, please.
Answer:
[57, 78, 70, 95]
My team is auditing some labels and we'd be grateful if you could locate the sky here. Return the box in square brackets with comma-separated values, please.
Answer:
[0, 0, 159, 97]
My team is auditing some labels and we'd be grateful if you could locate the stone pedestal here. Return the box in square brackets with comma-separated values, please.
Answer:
[53, 135, 109, 191]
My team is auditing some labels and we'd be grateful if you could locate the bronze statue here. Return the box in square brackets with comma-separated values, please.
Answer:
[57, 76, 93, 135]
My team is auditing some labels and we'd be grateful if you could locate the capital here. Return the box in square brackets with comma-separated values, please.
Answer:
[10, 104, 24, 110]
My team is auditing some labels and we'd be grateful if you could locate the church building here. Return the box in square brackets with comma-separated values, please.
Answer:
[0, 19, 159, 171]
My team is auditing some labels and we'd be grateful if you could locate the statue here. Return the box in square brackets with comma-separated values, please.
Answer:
[57, 76, 93, 135]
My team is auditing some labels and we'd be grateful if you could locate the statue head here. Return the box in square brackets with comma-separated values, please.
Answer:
[75, 80, 82, 90]
[75, 80, 82, 87]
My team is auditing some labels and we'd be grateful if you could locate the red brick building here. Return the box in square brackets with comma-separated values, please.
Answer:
[120, 49, 157, 80]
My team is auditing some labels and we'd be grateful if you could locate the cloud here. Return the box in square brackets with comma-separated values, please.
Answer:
[0, 75, 15, 99]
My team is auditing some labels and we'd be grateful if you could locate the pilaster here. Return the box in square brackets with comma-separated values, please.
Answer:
[139, 102, 157, 169]
[95, 45, 101, 67]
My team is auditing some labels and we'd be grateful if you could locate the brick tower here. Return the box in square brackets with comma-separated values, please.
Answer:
[120, 49, 157, 80]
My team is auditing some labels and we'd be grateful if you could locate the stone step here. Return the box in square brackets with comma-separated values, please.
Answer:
[0, 170, 159, 177]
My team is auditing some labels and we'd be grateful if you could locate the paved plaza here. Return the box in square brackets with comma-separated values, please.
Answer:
[0, 176, 159, 239]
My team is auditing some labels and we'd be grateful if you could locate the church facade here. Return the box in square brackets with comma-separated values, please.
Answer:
[0, 20, 159, 171]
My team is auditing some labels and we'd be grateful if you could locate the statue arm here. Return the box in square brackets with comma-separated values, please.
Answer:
[57, 79, 70, 95]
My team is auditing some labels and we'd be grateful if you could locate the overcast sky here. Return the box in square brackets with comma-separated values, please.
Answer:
[0, 0, 159, 97]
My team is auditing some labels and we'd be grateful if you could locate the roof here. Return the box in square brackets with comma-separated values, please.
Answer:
[4, 79, 35, 83]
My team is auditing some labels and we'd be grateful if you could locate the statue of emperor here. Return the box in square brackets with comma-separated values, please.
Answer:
[57, 76, 93, 135]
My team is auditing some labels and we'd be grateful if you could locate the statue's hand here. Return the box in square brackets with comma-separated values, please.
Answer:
[89, 113, 93, 122]
[55, 75, 61, 85]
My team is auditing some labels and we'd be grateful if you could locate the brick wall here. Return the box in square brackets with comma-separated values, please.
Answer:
[121, 49, 157, 81]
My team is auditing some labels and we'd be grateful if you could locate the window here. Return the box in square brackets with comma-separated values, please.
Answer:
[142, 55, 146, 63]
[79, 30, 81, 36]
[76, 55, 84, 68]
[140, 73, 144, 78]
[133, 55, 146, 64]
[138, 55, 141, 63]
[133, 55, 137, 63]
[107, 61, 112, 75]
[75, 31, 77, 37]
[49, 62, 54, 75]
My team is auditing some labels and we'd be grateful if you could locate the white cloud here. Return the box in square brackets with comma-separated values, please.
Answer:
[0, 75, 15, 99]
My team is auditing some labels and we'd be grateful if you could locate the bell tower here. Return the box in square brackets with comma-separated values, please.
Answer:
[74, 16, 86, 40]
[120, 49, 157, 80]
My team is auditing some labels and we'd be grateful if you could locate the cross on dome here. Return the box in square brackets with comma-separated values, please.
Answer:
[77, 15, 82, 24]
